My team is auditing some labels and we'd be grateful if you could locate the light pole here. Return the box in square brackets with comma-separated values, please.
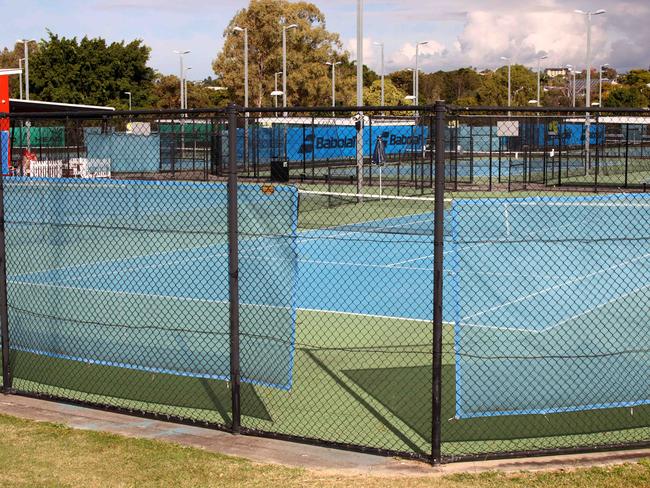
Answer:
[575, 9, 606, 111]
[325, 61, 342, 108]
[274, 71, 283, 109]
[232, 26, 249, 108]
[356, 0, 363, 107]
[173, 50, 190, 110]
[536, 53, 548, 107]
[124, 91, 132, 111]
[566, 65, 580, 108]
[184, 67, 192, 109]
[356, 0, 364, 198]
[500, 56, 512, 109]
[415, 41, 428, 107]
[576, 9, 606, 170]
[373, 41, 384, 106]
[599, 63, 609, 107]
[16, 39, 35, 100]
[572, 70, 582, 108]
[407, 68, 415, 102]
[18, 58, 24, 99]
[282, 23, 298, 112]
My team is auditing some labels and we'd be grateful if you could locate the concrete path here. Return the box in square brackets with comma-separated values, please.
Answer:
[0, 394, 648, 477]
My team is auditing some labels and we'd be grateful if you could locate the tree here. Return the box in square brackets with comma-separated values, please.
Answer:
[389, 68, 487, 105]
[28, 31, 156, 109]
[187, 82, 230, 109]
[388, 69, 415, 98]
[601, 69, 650, 108]
[471, 65, 537, 106]
[441, 68, 482, 103]
[363, 79, 408, 106]
[604, 86, 648, 108]
[151, 74, 229, 109]
[212, 0, 353, 107]
[620, 69, 650, 87]
[151, 74, 181, 109]
[0, 41, 39, 99]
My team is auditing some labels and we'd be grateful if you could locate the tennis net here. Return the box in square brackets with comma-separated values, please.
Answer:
[298, 189, 450, 238]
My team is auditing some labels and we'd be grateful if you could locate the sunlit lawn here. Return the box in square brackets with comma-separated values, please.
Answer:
[0, 414, 648, 488]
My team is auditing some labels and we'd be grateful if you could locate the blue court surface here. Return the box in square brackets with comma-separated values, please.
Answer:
[450, 195, 650, 418]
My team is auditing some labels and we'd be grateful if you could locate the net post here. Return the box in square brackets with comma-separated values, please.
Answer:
[227, 103, 241, 434]
[431, 100, 446, 465]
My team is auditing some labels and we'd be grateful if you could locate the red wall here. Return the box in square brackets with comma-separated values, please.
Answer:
[0, 74, 9, 130]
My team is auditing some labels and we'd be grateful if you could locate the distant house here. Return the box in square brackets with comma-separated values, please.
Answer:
[545, 67, 568, 78]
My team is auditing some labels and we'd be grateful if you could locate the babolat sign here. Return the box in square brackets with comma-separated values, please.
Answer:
[314, 135, 356, 150]
[284, 125, 428, 162]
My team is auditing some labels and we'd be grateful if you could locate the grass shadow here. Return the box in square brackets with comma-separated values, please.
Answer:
[343, 364, 650, 444]
[11, 350, 271, 421]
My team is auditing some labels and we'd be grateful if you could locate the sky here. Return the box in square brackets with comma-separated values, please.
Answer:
[1, 0, 648, 80]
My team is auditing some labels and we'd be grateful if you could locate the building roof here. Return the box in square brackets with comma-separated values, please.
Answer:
[0, 69, 23, 77]
[9, 99, 115, 114]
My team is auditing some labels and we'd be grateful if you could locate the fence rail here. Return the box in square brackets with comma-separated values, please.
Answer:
[0, 103, 648, 464]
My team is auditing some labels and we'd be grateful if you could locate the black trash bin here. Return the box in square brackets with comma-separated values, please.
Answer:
[271, 158, 289, 182]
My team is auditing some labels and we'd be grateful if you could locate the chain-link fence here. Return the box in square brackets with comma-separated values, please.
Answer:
[446, 108, 650, 193]
[0, 104, 648, 464]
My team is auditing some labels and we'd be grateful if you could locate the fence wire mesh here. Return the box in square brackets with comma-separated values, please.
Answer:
[0, 105, 648, 463]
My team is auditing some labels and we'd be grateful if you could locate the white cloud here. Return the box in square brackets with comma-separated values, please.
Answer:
[345, 36, 377, 65]
[388, 40, 446, 69]
[454, 10, 608, 68]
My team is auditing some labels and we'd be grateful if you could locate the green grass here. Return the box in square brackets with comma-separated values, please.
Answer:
[0, 413, 649, 488]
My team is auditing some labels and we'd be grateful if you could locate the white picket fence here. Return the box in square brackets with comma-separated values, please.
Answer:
[30, 159, 63, 178]
[29, 158, 111, 179]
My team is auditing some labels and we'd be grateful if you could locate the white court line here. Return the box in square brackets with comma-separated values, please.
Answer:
[9, 280, 230, 306]
[387, 254, 433, 267]
[298, 189, 440, 203]
[541, 281, 650, 333]
[456, 322, 547, 334]
[9, 279, 294, 311]
[298, 257, 433, 272]
[299, 307, 434, 323]
[463, 250, 650, 321]
[11, 239, 287, 287]
[10, 280, 435, 323]
[458, 281, 650, 335]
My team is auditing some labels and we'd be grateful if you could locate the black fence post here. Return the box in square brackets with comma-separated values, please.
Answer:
[227, 104, 241, 434]
[624, 123, 630, 188]
[0, 137, 11, 392]
[431, 100, 446, 465]
[488, 122, 493, 191]
[429, 116, 435, 190]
